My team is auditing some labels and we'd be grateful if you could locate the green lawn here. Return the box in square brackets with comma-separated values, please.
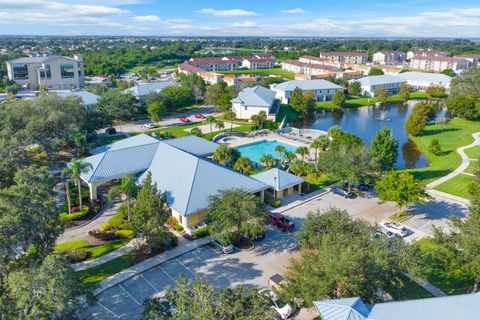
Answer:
[385, 275, 434, 301]
[303, 173, 336, 190]
[464, 145, 480, 159]
[54, 239, 128, 260]
[465, 161, 479, 174]
[416, 238, 474, 295]
[276, 104, 298, 122]
[406, 118, 480, 184]
[126, 64, 176, 74]
[217, 68, 295, 79]
[316, 92, 432, 109]
[434, 174, 474, 200]
[77, 251, 137, 284]
[93, 134, 128, 148]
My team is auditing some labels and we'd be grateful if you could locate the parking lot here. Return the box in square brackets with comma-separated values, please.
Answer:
[83, 226, 297, 319]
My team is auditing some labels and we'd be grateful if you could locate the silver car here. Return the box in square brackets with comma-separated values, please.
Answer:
[211, 239, 234, 254]
[379, 221, 408, 237]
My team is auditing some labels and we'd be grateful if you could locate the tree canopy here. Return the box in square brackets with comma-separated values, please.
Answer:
[370, 127, 399, 171]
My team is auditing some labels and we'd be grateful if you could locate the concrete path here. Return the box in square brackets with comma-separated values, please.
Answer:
[72, 240, 136, 272]
[427, 132, 480, 190]
[94, 237, 211, 295]
[414, 277, 447, 297]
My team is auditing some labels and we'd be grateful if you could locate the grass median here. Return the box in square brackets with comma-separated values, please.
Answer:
[77, 251, 137, 284]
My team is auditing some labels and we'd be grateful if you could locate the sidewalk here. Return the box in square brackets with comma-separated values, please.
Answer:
[94, 237, 211, 295]
[272, 187, 332, 214]
[72, 240, 136, 272]
[414, 277, 447, 297]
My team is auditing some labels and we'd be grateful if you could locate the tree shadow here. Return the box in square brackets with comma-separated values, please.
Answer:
[420, 127, 460, 137]
[410, 169, 453, 181]
[408, 199, 467, 222]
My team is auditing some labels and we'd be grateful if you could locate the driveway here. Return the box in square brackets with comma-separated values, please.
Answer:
[82, 226, 297, 319]
[106, 105, 222, 134]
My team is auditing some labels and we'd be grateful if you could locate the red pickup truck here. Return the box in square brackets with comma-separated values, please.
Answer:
[265, 211, 295, 232]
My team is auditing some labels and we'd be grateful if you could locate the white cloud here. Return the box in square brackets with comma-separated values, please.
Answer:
[134, 15, 162, 22]
[230, 21, 258, 28]
[281, 8, 309, 14]
[198, 8, 259, 17]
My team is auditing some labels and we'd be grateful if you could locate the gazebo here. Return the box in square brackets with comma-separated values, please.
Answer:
[251, 168, 304, 199]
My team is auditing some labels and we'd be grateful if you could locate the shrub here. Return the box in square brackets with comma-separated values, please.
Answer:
[99, 223, 114, 232]
[429, 139, 443, 156]
[193, 226, 209, 239]
[175, 224, 184, 232]
[60, 205, 89, 221]
[88, 229, 117, 241]
[167, 216, 178, 228]
[65, 249, 91, 263]
[115, 229, 135, 239]
[108, 212, 132, 230]
[264, 192, 282, 208]
[150, 231, 179, 253]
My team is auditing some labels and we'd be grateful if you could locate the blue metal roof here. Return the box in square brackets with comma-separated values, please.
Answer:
[164, 135, 218, 156]
[121, 81, 173, 98]
[396, 72, 452, 84]
[231, 85, 276, 107]
[251, 168, 303, 191]
[55, 90, 100, 106]
[355, 75, 405, 87]
[271, 80, 342, 92]
[314, 293, 480, 320]
[90, 134, 159, 155]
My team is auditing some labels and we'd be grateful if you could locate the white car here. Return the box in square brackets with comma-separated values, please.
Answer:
[143, 123, 155, 129]
[262, 290, 294, 319]
[379, 221, 408, 237]
[211, 238, 234, 254]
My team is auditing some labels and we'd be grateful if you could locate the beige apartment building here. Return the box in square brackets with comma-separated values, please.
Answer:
[406, 49, 450, 60]
[319, 52, 368, 65]
[409, 56, 469, 72]
[372, 51, 407, 65]
[6, 55, 84, 90]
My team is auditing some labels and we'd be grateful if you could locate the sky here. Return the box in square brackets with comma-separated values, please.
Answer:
[0, 0, 479, 37]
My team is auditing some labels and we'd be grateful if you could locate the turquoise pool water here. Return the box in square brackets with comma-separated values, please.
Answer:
[236, 140, 299, 164]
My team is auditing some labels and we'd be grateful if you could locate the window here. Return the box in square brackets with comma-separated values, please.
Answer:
[12, 64, 28, 80]
[40, 65, 51, 79]
[60, 64, 75, 78]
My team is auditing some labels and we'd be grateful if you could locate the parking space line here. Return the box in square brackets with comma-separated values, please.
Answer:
[141, 274, 159, 292]
[158, 265, 177, 283]
[191, 250, 203, 260]
[176, 258, 195, 276]
[119, 284, 141, 306]
[97, 301, 120, 319]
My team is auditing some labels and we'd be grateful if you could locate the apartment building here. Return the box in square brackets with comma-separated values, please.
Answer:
[187, 57, 239, 72]
[241, 57, 275, 70]
[407, 49, 450, 60]
[231, 85, 277, 120]
[396, 72, 452, 91]
[282, 60, 340, 76]
[6, 54, 84, 90]
[281, 60, 307, 74]
[319, 52, 368, 65]
[372, 51, 407, 66]
[454, 54, 480, 66]
[270, 79, 343, 103]
[354, 75, 405, 97]
[299, 55, 328, 65]
[410, 56, 469, 72]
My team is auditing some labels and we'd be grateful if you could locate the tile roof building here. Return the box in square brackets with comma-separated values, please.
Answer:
[372, 51, 407, 66]
[314, 293, 480, 320]
[319, 52, 368, 65]
[409, 56, 469, 72]
[407, 49, 450, 60]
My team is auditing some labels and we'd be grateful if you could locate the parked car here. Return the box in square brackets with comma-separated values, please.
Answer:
[379, 227, 398, 240]
[211, 238, 234, 254]
[379, 221, 408, 237]
[344, 182, 372, 192]
[179, 116, 191, 123]
[262, 290, 294, 319]
[143, 123, 155, 129]
[332, 187, 355, 198]
[105, 127, 116, 135]
[265, 211, 295, 232]
[194, 114, 205, 119]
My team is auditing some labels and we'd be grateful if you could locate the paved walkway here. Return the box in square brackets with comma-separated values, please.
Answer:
[414, 277, 447, 297]
[72, 240, 136, 272]
[427, 132, 480, 190]
[94, 237, 211, 295]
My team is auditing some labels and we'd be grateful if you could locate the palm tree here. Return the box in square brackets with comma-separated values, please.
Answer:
[108, 176, 138, 221]
[71, 131, 86, 158]
[69, 158, 92, 209]
[224, 111, 236, 132]
[212, 145, 231, 165]
[310, 139, 322, 163]
[289, 160, 307, 176]
[234, 157, 252, 175]
[311, 136, 330, 163]
[274, 145, 286, 162]
[284, 151, 296, 164]
[206, 115, 216, 134]
[61, 167, 73, 214]
[260, 154, 275, 169]
[296, 146, 309, 162]
[215, 119, 225, 131]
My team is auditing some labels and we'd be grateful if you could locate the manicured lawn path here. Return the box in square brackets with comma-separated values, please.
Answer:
[148, 120, 253, 140]
[464, 161, 479, 174]
[434, 174, 473, 200]
[217, 68, 295, 79]
[464, 145, 480, 159]
[54, 239, 128, 260]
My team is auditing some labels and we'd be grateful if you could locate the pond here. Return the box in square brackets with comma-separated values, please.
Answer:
[309, 101, 448, 169]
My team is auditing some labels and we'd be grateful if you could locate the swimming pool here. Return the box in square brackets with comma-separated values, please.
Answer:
[235, 140, 299, 164]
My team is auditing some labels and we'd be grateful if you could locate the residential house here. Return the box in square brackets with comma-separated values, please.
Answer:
[314, 292, 480, 320]
[54, 90, 100, 107]
[270, 79, 343, 103]
[396, 71, 452, 91]
[409, 56, 469, 72]
[82, 134, 269, 230]
[121, 81, 173, 102]
[354, 75, 405, 97]
[454, 54, 480, 66]
[407, 49, 450, 60]
[231, 85, 277, 120]
[319, 52, 368, 65]
[6, 54, 84, 90]
[372, 51, 407, 66]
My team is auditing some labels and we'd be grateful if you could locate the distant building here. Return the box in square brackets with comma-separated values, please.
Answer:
[407, 49, 450, 60]
[187, 57, 239, 72]
[319, 52, 368, 65]
[314, 293, 480, 320]
[372, 51, 407, 66]
[396, 72, 452, 91]
[231, 85, 277, 120]
[84, 76, 108, 87]
[409, 56, 469, 72]
[281, 60, 340, 76]
[299, 55, 329, 65]
[354, 75, 405, 97]
[240, 54, 275, 69]
[270, 79, 343, 104]
[6, 54, 84, 90]
[121, 81, 173, 102]
[454, 54, 480, 66]
[54, 90, 100, 107]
